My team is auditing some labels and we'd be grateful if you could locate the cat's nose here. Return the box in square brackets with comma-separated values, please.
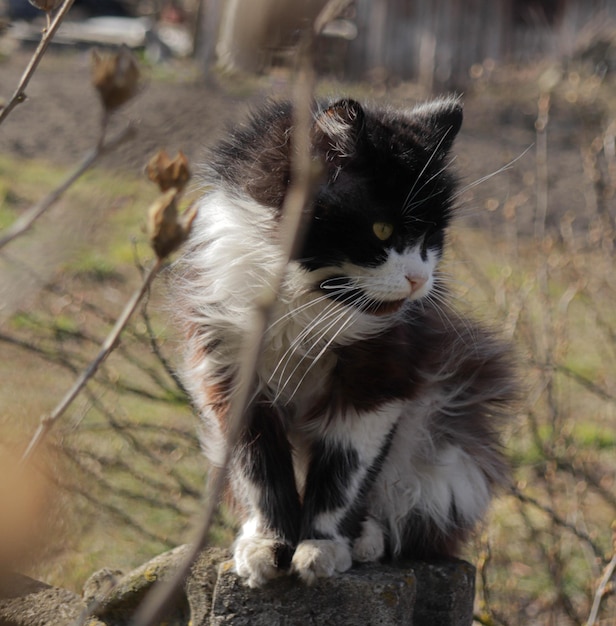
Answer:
[406, 275, 427, 294]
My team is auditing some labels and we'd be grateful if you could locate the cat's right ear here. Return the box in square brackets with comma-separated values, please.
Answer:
[312, 99, 366, 165]
[410, 97, 463, 153]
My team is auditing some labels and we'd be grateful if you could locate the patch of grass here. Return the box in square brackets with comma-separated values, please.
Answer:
[68, 253, 126, 283]
[0, 154, 160, 276]
[569, 422, 616, 450]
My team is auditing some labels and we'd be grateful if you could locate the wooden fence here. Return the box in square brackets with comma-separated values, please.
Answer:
[202, 0, 616, 87]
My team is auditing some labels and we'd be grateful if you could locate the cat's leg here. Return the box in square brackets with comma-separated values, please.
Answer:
[231, 401, 301, 587]
[292, 404, 400, 584]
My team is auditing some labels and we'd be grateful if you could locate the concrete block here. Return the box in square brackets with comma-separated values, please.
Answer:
[210, 560, 417, 626]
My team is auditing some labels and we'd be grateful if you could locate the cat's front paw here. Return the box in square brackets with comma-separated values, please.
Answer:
[234, 528, 294, 588]
[352, 516, 385, 563]
[291, 539, 352, 585]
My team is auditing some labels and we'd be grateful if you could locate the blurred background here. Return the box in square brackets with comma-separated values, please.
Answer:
[0, 1, 614, 625]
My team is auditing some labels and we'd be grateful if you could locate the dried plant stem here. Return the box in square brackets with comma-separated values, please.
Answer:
[20, 257, 164, 466]
[0, 0, 76, 126]
[510, 486, 604, 560]
[586, 553, 616, 626]
[534, 93, 550, 242]
[141, 295, 189, 397]
[0, 122, 135, 250]
[130, 47, 318, 626]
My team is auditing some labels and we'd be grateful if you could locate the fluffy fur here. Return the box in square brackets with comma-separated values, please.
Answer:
[173, 97, 517, 587]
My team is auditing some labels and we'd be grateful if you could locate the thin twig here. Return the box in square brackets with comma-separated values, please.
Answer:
[20, 257, 164, 465]
[52, 473, 175, 548]
[82, 388, 202, 499]
[516, 499, 582, 623]
[0, 123, 136, 250]
[61, 445, 192, 517]
[586, 553, 616, 626]
[140, 290, 189, 397]
[510, 486, 605, 560]
[556, 363, 616, 404]
[129, 39, 319, 626]
[0, 0, 77, 125]
[475, 534, 512, 626]
[534, 93, 550, 242]
[78, 421, 198, 447]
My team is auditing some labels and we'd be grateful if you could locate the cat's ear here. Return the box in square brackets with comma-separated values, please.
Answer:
[312, 99, 366, 164]
[411, 97, 463, 153]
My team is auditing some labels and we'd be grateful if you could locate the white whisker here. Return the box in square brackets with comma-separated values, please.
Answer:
[403, 156, 457, 214]
[402, 127, 454, 211]
[267, 290, 353, 386]
[268, 286, 361, 390]
[453, 146, 532, 200]
[266, 290, 334, 332]
[273, 292, 363, 403]
[281, 295, 372, 404]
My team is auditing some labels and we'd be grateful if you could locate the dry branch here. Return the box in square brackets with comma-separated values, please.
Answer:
[0, 123, 136, 250]
[587, 553, 616, 626]
[20, 257, 164, 465]
[130, 37, 320, 626]
[510, 487, 606, 612]
[0, 0, 76, 125]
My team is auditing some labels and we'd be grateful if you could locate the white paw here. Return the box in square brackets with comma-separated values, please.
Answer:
[233, 521, 293, 588]
[291, 539, 352, 585]
[352, 517, 385, 563]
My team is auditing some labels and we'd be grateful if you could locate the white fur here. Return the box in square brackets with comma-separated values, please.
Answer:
[178, 189, 438, 427]
[234, 517, 285, 588]
[352, 516, 386, 562]
[338, 246, 437, 303]
[291, 539, 352, 585]
[301, 402, 403, 540]
[366, 394, 492, 554]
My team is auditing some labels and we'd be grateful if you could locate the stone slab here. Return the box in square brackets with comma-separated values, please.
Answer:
[210, 560, 417, 626]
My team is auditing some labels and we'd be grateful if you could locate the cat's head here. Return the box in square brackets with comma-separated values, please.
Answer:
[298, 97, 462, 316]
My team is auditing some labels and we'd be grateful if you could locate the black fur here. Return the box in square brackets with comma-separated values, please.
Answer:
[175, 97, 517, 587]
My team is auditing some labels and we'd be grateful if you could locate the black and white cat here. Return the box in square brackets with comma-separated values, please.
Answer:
[174, 97, 517, 587]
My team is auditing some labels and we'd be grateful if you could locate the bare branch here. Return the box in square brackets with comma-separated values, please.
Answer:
[586, 552, 616, 626]
[130, 36, 320, 626]
[0, 0, 77, 125]
[20, 257, 164, 466]
[140, 287, 189, 398]
[510, 486, 605, 560]
[0, 123, 136, 250]
[52, 473, 175, 549]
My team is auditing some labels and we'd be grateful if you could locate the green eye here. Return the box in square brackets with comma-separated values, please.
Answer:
[373, 221, 394, 241]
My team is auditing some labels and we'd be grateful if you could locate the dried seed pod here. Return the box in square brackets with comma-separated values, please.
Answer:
[28, 0, 63, 11]
[147, 190, 197, 259]
[146, 149, 191, 192]
[91, 46, 140, 112]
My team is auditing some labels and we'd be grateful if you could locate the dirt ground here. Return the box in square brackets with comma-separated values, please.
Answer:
[0, 48, 238, 170]
[1, 44, 611, 240]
